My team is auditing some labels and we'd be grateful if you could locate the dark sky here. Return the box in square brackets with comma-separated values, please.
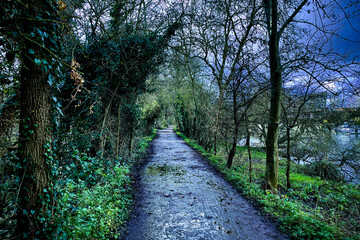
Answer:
[325, 2, 360, 59]
[333, 17, 360, 57]
[302, 1, 360, 59]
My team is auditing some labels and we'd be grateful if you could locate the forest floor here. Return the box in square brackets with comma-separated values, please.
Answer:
[123, 127, 288, 240]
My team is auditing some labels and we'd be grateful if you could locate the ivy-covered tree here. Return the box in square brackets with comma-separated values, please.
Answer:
[1, 0, 63, 238]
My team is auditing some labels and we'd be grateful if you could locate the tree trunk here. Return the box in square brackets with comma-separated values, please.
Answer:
[227, 89, 239, 168]
[227, 125, 238, 168]
[100, 81, 122, 156]
[246, 127, 252, 183]
[99, 102, 111, 156]
[213, 90, 224, 155]
[286, 127, 291, 189]
[265, 0, 281, 192]
[116, 100, 122, 156]
[16, 28, 51, 239]
[128, 127, 134, 156]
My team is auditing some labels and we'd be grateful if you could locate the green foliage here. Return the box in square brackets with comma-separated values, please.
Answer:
[49, 129, 157, 239]
[177, 132, 360, 240]
[141, 95, 162, 131]
[0, 0, 174, 238]
[0, 151, 18, 238]
[175, 95, 191, 135]
[57, 149, 106, 186]
[306, 160, 344, 181]
[136, 129, 158, 156]
[0, 127, 158, 239]
[53, 164, 132, 239]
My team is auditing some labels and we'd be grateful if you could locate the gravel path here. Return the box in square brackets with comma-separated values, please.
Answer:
[125, 127, 288, 240]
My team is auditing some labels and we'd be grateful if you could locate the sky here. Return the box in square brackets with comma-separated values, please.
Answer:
[317, 1, 359, 58]
[333, 21, 360, 57]
[298, 1, 359, 59]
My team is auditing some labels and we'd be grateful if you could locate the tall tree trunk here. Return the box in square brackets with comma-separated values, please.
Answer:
[16, 15, 52, 239]
[264, 0, 281, 192]
[263, 0, 308, 192]
[213, 90, 224, 155]
[227, 90, 239, 168]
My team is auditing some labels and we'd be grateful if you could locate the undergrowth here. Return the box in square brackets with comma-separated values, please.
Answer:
[177, 131, 360, 240]
[0, 129, 158, 239]
[51, 129, 158, 239]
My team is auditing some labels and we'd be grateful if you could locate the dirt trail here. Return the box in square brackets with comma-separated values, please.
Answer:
[125, 127, 287, 240]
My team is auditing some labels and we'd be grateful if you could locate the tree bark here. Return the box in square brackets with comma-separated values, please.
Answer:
[16, 27, 51, 240]
[128, 127, 134, 156]
[99, 102, 111, 155]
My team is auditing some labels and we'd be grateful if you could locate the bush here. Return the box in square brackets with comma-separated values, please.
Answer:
[306, 160, 344, 181]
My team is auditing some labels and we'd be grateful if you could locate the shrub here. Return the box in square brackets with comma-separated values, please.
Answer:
[306, 160, 344, 181]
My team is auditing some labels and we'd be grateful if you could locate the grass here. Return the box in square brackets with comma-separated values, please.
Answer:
[177, 131, 360, 240]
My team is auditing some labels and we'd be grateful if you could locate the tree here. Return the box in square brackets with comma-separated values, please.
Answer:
[281, 76, 322, 188]
[0, 0, 63, 238]
[177, 0, 262, 158]
[225, 63, 266, 168]
[263, 0, 360, 191]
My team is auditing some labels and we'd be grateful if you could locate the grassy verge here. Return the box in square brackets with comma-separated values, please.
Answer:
[177, 131, 360, 240]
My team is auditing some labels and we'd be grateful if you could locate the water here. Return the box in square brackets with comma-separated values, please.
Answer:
[333, 132, 360, 148]
[333, 132, 360, 183]
[237, 132, 360, 183]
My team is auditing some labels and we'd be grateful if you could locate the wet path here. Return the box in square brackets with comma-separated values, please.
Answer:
[125, 127, 287, 240]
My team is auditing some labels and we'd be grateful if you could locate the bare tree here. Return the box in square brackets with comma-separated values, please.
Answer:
[262, 0, 360, 192]
[176, 0, 263, 157]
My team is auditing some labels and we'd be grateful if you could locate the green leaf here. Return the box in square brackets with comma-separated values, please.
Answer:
[34, 58, 41, 65]
[57, 106, 64, 116]
[29, 49, 35, 54]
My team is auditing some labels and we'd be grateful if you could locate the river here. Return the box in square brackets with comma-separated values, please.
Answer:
[333, 132, 360, 148]
[238, 132, 360, 183]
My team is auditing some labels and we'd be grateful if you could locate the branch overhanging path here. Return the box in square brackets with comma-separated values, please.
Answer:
[125, 127, 287, 240]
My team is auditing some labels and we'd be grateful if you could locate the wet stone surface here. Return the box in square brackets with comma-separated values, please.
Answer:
[125, 127, 288, 240]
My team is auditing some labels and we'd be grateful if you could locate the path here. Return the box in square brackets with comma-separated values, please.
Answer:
[125, 127, 287, 240]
